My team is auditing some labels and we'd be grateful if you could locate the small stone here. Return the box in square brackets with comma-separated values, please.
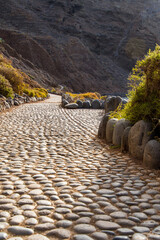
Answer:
[25, 218, 38, 225]
[8, 226, 34, 235]
[47, 229, 71, 238]
[55, 207, 71, 214]
[8, 238, 23, 240]
[153, 226, 160, 234]
[78, 198, 93, 203]
[23, 211, 37, 218]
[110, 211, 127, 219]
[56, 220, 72, 228]
[148, 234, 160, 240]
[65, 213, 79, 220]
[38, 216, 54, 223]
[10, 215, 25, 225]
[27, 234, 50, 240]
[0, 212, 10, 218]
[96, 221, 120, 230]
[117, 228, 134, 235]
[0, 223, 9, 230]
[74, 224, 96, 234]
[132, 226, 150, 233]
[21, 205, 35, 210]
[38, 210, 51, 216]
[0, 233, 8, 240]
[93, 215, 111, 221]
[116, 219, 136, 227]
[91, 232, 108, 240]
[37, 200, 51, 206]
[113, 237, 130, 240]
[35, 223, 55, 231]
[18, 199, 33, 205]
[133, 213, 148, 220]
[132, 233, 147, 240]
[144, 208, 157, 215]
[73, 235, 93, 240]
[76, 217, 91, 224]
[29, 189, 42, 195]
[73, 206, 90, 212]
[52, 213, 64, 220]
[141, 220, 158, 228]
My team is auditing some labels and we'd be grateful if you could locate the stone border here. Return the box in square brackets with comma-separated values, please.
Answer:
[98, 115, 160, 169]
[0, 93, 50, 114]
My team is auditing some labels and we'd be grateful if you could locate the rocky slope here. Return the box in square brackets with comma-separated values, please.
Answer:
[0, 0, 159, 94]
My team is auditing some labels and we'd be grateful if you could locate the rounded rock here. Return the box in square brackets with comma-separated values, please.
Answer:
[96, 221, 120, 230]
[8, 226, 34, 235]
[27, 234, 50, 240]
[132, 233, 147, 240]
[74, 224, 96, 234]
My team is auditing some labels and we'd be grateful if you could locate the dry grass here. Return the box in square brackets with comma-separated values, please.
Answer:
[0, 53, 48, 98]
[66, 92, 101, 101]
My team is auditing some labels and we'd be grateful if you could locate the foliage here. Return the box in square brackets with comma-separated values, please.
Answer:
[0, 74, 14, 98]
[51, 87, 56, 93]
[0, 66, 24, 95]
[101, 95, 107, 100]
[0, 53, 48, 98]
[66, 92, 101, 101]
[0, 54, 24, 94]
[111, 45, 160, 124]
[23, 86, 48, 98]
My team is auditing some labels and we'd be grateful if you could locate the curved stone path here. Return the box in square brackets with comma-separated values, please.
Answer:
[0, 94, 160, 240]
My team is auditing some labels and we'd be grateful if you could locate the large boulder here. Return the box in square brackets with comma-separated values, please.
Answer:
[4, 101, 10, 109]
[106, 118, 118, 143]
[113, 119, 131, 146]
[121, 126, 131, 153]
[100, 100, 105, 109]
[76, 100, 83, 108]
[91, 99, 101, 109]
[30, 97, 37, 102]
[62, 99, 69, 107]
[62, 94, 73, 103]
[128, 120, 153, 160]
[143, 140, 160, 169]
[65, 103, 78, 109]
[6, 97, 14, 106]
[14, 99, 20, 106]
[98, 114, 110, 139]
[105, 96, 122, 113]
[83, 100, 91, 108]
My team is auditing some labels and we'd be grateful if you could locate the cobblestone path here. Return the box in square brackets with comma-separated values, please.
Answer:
[0, 95, 160, 240]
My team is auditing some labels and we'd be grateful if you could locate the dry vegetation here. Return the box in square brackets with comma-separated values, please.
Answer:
[0, 54, 48, 98]
[66, 92, 103, 102]
[111, 45, 160, 124]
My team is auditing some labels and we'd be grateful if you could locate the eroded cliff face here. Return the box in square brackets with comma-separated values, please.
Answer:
[0, 0, 159, 93]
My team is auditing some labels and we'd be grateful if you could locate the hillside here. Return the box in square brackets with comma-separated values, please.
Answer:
[0, 0, 159, 94]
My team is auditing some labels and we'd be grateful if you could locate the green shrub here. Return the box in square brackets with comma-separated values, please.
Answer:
[111, 45, 160, 124]
[0, 74, 14, 98]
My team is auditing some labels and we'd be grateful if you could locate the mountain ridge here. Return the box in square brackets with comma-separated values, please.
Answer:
[0, 0, 159, 93]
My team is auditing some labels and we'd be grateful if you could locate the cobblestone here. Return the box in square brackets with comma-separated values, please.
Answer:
[0, 94, 159, 239]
